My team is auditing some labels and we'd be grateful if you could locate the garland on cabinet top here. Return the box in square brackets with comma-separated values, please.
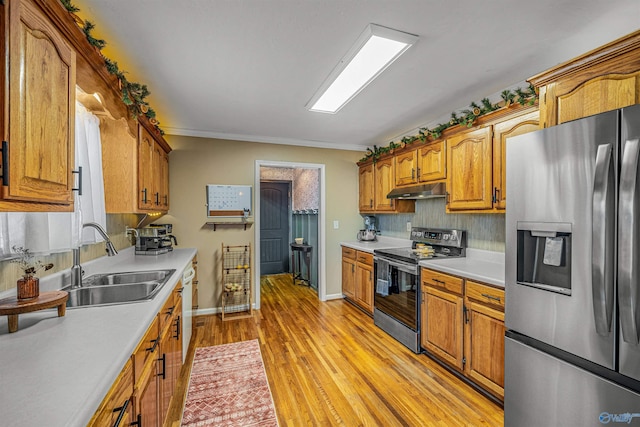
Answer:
[60, 0, 164, 135]
[360, 85, 538, 162]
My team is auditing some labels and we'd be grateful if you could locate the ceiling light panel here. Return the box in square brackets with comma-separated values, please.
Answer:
[307, 24, 418, 114]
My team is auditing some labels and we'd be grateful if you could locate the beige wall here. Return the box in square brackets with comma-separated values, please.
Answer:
[163, 135, 363, 311]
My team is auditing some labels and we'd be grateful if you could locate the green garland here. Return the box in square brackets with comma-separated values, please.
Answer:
[60, 0, 164, 135]
[360, 85, 538, 162]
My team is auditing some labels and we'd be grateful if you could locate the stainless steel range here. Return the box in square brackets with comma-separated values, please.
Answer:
[373, 227, 466, 353]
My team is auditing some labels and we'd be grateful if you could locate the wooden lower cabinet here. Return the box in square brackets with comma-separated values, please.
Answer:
[341, 247, 374, 314]
[420, 269, 464, 370]
[464, 280, 505, 400]
[90, 281, 185, 427]
[355, 252, 374, 314]
[135, 352, 160, 427]
[420, 268, 505, 401]
[341, 247, 356, 300]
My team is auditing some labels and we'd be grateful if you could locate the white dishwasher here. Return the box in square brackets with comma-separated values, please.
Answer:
[181, 264, 196, 362]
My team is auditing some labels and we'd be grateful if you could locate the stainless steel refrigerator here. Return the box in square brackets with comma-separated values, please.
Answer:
[505, 104, 640, 426]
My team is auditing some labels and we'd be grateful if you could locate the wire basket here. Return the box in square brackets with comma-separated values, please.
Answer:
[221, 243, 252, 320]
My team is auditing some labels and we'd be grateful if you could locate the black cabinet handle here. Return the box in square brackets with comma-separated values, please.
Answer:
[463, 305, 469, 324]
[141, 188, 148, 203]
[1, 140, 8, 186]
[112, 398, 129, 427]
[146, 337, 159, 353]
[72, 166, 83, 195]
[130, 414, 141, 427]
[157, 354, 166, 379]
[174, 316, 181, 340]
[481, 293, 502, 303]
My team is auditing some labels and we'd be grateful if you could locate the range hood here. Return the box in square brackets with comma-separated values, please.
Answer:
[386, 182, 446, 200]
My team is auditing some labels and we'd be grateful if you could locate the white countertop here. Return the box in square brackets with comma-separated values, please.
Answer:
[0, 246, 197, 427]
[419, 248, 505, 288]
[340, 235, 411, 253]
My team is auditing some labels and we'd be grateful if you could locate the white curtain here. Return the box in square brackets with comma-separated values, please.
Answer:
[0, 102, 107, 256]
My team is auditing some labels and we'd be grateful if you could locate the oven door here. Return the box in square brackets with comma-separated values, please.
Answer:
[374, 257, 419, 330]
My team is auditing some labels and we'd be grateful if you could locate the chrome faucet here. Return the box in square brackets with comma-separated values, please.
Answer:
[70, 222, 118, 288]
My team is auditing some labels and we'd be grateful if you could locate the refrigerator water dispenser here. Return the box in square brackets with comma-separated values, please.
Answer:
[517, 222, 572, 295]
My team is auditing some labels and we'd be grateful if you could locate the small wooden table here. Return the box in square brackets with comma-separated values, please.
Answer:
[290, 243, 312, 286]
[0, 291, 68, 333]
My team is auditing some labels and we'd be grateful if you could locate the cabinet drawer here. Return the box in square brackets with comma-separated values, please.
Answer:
[466, 280, 505, 310]
[421, 268, 463, 295]
[132, 317, 159, 385]
[356, 251, 373, 265]
[89, 359, 133, 427]
[342, 246, 356, 260]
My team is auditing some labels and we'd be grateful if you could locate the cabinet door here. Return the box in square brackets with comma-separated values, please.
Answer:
[394, 150, 417, 186]
[422, 285, 464, 370]
[555, 72, 640, 126]
[159, 148, 170, 209]
[342, 257, 356, 300]
[355, 261, 373, 314]
[5, 0, 75, 207]
[138, 126, 155, 210]
[135, 357, 159, 427]
[373, 158, 395, 211]
[358, 164, 374, 212]
[152, 142, 163, 208]
[418, 141, 446, 182]
[446, 127, 493, 210]
[492, 110, 539, 209]
[192, 256, 199, 315]
[464, 300, 505, 400]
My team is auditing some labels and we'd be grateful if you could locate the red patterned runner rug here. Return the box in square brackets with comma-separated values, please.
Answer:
[181, 339, 279, 426]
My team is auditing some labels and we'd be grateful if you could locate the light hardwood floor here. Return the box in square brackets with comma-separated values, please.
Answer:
[167, 274, 504, 426]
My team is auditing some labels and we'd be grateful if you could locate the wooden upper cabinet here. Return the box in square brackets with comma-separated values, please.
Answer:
[395, 141, 446, 186]
[395, 150, 418, 186]
[418, 141, 446, 182]
[446, 127, 493, 211]
[159, 149, 169, 210]
[529, 29, 640, 127]
[137, 125, 170, 213]
[138, 126, 155, 211]
[358, 163, 375, 212]
[2, 0, 76, 210]
[374, 157, 395, 211]
[492, 110, 539, 209]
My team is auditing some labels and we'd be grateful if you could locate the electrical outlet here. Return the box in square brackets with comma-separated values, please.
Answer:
[406, 221, 412, 231]
[333, 220, 339, 229]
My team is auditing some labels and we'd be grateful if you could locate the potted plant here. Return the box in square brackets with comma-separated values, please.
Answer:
[10, 246, 54, 300]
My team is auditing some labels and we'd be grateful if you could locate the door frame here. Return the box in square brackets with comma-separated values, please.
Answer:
[254, 160, 326, 309]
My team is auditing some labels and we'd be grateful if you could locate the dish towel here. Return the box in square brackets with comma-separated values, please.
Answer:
[376, 258, 390, 297]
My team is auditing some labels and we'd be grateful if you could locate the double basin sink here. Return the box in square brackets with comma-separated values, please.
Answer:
[62, 269, 176, 308]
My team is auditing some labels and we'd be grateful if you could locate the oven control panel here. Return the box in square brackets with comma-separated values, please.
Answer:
[410, 227, 465, 248]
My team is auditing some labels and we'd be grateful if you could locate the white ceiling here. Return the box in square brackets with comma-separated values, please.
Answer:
[75, 0, 639, 152]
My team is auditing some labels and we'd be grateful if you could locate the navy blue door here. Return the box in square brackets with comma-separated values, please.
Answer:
[260, 182, 290, 274]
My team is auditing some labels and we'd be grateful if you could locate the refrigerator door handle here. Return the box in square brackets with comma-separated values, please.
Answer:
[619, 138, 640, 345]
[592, 143, 615, 336]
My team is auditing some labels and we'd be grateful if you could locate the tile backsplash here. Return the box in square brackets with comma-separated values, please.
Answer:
[374, 198, 505, 252]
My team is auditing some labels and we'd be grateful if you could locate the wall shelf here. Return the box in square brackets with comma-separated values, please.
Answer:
[205, 221, 253, 231]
